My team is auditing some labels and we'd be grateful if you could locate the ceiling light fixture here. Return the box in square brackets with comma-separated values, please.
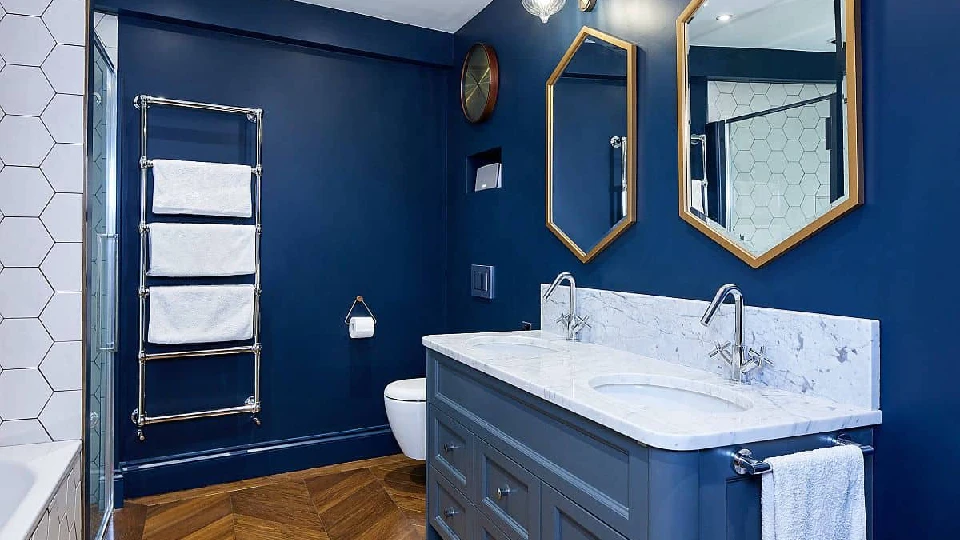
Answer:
[523, 0, 567, 23]
[716, 13, 734, 22]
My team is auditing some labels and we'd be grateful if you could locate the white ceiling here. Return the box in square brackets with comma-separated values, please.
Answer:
[294, 0, 494, 33]
[688, 0, 839, 52]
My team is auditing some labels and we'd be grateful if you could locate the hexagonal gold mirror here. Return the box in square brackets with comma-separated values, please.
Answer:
[547, 27, 637, 263]
[677, 0, 863, 268]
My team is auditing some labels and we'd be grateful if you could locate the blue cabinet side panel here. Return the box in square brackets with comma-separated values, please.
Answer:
[647, 449, 699, 540]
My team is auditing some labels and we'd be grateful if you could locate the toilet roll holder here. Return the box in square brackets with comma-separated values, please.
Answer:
[344, 295, 378, 325]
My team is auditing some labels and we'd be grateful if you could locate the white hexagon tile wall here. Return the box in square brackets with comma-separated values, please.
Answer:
[0, 0, 84, 447]
[706, 81, 835, 255]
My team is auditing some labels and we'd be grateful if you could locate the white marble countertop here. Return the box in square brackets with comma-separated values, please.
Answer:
[422, 331, 882, 451]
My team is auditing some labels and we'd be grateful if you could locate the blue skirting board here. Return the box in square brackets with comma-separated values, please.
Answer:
[115, 425, 399, 502]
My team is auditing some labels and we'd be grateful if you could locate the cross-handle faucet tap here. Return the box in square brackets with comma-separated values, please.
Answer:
[700, 284, 770, 382]
[543, 272, 588, 341]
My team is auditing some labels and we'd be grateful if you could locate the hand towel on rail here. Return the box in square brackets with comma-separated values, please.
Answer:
[148, 223, 256, 277]
[152, 159, 252, 217]
[761, 444, 866, 540]
[148, 284, 255, 345]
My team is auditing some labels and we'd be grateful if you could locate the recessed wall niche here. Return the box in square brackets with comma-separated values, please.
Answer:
[466, 147, 503, 193]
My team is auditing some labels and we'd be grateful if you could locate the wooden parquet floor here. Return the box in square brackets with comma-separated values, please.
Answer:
[109, 455, 426, 540]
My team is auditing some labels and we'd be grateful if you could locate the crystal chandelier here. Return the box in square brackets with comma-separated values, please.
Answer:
[522, 0, 566, 23]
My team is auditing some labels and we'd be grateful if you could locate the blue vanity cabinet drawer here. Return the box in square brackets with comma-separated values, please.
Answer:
[542, 485, 627, 540]
[477, 512, 521, 540]
[430, 466, 474, 540]
[430, 406, 474, 493]
[478, 440, 541, 539]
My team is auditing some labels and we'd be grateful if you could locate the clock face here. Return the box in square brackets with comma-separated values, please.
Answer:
[461, 44, 499, 124]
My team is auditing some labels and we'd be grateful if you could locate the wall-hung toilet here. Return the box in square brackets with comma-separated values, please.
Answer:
[384, 378, 426, 460]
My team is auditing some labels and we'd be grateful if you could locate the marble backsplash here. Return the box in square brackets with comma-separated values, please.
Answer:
[541, 286, 880, 409]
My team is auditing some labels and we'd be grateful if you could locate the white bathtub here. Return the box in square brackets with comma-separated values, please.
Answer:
[0, 441, 81, 540]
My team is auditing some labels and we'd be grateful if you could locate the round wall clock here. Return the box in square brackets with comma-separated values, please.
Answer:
[460, 44, 499, 124]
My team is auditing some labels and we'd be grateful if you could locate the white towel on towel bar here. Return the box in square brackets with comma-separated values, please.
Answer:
[149, 223, 256, 277]
[761, 444, 866, 540]
[152, 159, 253, 217]
[148, 285, 255, 345]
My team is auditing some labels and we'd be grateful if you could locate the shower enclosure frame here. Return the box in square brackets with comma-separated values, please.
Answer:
[84, 10, 120, 539]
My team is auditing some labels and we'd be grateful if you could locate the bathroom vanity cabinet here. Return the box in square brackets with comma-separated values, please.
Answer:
[425, 351, 874, 540]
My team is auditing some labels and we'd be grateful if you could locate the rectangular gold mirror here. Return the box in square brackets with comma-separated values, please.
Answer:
[677, 0, 863, 268]
[548, 27, 637, 264]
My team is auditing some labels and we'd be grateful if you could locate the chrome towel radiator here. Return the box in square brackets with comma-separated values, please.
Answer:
[130, 95, 263, 441]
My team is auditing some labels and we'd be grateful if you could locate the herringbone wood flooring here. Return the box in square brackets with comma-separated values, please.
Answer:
[109, 455, 426, 540]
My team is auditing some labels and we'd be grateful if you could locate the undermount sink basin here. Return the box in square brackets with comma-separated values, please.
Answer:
[589, 374, 752, 414]
[465, 335, 565, 356]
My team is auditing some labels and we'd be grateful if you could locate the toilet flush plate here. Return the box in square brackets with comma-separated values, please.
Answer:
[471, 265, 494, 299]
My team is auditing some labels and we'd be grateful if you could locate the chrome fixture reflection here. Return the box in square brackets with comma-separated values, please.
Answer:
[611, 136, 628, 220]
[700, 284, 770, 382]
[543, 272, 588, 341]
[689, 134, 708, 216]
[523, 0, 566, 23]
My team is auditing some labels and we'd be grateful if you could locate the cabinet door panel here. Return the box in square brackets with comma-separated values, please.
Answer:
[542, 485, 626, 540]
[477, 512, 521, 540]
[478, 440, 541, 539]
[430, 406, 475, 493]
[429, 467, 474, 540]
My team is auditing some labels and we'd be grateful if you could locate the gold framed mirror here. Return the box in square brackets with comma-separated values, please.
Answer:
[547, 27, 637, 263]
[677, 0, 863, 268]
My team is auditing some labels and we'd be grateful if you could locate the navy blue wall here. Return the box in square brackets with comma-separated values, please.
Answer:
[447, 0, 960, 538]
[114, 11, 448, 496]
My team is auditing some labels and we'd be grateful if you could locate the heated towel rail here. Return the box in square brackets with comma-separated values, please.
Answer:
[130, 95, 263, 441]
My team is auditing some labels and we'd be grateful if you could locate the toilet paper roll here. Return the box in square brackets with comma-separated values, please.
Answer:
[349, 316, 376, 339]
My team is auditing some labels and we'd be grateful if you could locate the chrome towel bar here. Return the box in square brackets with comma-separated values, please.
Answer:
[732, 434, 874, 476]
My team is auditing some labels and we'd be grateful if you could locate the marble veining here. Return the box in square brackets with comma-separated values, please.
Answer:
[541, 286, 880, 409]
[422, 331, 882, 451]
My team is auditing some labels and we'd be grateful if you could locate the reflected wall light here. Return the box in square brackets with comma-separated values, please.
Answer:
[522, 0, 566, 23]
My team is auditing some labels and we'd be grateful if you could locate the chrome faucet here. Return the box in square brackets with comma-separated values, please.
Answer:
[700, 284, 770, 383]
[543, 272, 588, 341]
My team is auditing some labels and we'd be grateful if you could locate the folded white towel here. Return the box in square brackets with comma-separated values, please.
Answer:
[762, 445, 866, 540]
[148, 285, 255, 345]
[149, 223, 256, 277]
[152, 159, 252, 217]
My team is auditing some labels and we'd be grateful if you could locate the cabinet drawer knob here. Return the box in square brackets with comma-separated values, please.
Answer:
[444, 507, 459, 518]
[443, 442, 461, 452]
[496, 486, 512, 500]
